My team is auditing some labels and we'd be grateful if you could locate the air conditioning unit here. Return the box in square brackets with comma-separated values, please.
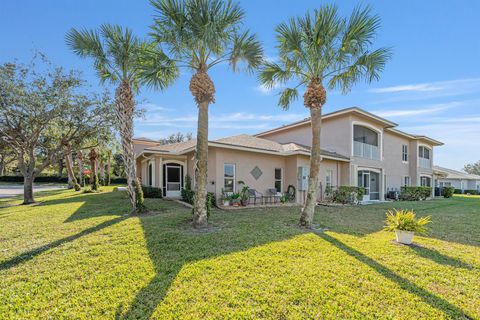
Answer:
[297, 166, 309, 191]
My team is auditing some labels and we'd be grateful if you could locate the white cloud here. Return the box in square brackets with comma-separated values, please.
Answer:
[370, 78, 480, 94]
[372, 101, 462, 118]
[137, 103, 170, 112]
[256, 82, 281, 95]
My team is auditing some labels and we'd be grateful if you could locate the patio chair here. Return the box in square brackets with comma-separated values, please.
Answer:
[248, 188, 263, 205]
[265, 188, 281, 204]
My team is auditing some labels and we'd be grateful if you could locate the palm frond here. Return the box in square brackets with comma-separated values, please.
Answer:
[278, 88, 298, 110]
[258, 61, 292, 89]
[229, 30, 263, 72]
[136, 43, 179, 90]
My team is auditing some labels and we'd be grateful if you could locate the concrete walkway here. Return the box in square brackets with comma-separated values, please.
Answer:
[0, 184, 66, 198]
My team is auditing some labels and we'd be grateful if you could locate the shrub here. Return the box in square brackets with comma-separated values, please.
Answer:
[463, 189, 479, 195]
[134, 179, 146, 212]
[73, 183, 81, 191]
[181, 189, 195, 204]
[454, 189, 463, 194]
[442, 186, 455, 198]
[142, 186, 163, 198]
[400, 186, 432, 201]
[384, 209, 431, 234]
[331, 186, 365, 204]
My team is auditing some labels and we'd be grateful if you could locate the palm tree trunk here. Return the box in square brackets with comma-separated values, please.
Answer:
[106, 152, 111, 186]
[78, 151, 84, 187]
[299, 107, 322, 228]
[193, 101, 209, 227]
[116, 80, 144, 212]
[65, 151, 78, 189]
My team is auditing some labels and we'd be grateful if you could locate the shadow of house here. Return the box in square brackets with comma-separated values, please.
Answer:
[315, 232, 472, 319]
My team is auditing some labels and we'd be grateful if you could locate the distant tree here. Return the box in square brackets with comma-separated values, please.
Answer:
[0, 137, 16, 176]
[0, 57, 114, 204]
[259, 4, 391, 228]
[464, 161, 480, 175]
[159, 132, 193, 145]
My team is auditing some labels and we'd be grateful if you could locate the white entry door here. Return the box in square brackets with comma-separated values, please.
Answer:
[166, 165, 182, 197]
[361, 171, 370, 201]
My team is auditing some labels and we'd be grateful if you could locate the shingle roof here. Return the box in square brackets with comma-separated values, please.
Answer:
[434, 166, 480, 180]
[143, 134, 349, 161]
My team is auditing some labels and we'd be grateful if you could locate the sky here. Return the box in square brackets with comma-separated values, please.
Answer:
[1, 0, 479, 170]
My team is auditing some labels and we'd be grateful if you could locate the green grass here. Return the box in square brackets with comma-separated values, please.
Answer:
[0, 188, 479, 319]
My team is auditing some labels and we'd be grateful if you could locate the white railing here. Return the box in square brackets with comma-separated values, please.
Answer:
[353, 141, 380, 160]
[419, 157, 432, 169]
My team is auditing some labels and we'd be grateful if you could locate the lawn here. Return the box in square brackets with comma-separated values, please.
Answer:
[0, 188, 478, 319]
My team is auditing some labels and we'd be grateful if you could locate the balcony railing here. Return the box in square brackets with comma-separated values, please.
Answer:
[419, 157, 432, 169]
[353, 141, 380, 160]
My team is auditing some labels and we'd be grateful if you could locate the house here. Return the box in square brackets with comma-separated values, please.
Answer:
[134, 107, 443, 203]
[433, 166, 480, 193]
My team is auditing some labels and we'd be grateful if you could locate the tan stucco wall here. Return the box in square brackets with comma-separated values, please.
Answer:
[383, 131, 411, 190]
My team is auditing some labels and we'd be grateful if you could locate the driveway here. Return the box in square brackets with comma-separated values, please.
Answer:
[0, 184, 66, 198]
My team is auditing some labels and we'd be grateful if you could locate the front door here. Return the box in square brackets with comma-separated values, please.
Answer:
[358, 170, 380, 201]
[166, 165, 181, 197]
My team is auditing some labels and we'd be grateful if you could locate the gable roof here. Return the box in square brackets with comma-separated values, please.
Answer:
[255, 106, 443, 146]
[140, 134, 350, 161]
[434, 166, 480, 180]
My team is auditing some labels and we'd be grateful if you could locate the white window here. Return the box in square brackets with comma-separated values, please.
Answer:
[439, 182, 451, 187]
[419, 146, 430, 159]
[274, 168, 282, 193]
[420, 176, 431, 187]
[403, 176, 410, 187]
[326, 170, 333, 188]
[402, 145, 408, 162]
[224, 164, 235, 192]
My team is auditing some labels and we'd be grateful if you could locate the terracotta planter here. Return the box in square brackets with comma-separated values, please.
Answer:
[395, 230, 414, 245]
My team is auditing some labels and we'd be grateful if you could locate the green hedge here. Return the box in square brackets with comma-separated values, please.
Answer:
[442, 186, 455, 198]
[331, 186, 365, 204]
[141, 186, 162, 198]
[463, 189, 479, 195]
[400, 186, 432, 201]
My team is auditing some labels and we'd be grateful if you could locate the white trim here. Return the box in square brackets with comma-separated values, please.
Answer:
[351, 121, 383, 161]
[419, 174, 433, 187]
[418, 144, 432, 169]
[165, 164, 182, 197]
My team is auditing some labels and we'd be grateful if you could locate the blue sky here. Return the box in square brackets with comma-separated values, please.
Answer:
[1, 1, 479, 170]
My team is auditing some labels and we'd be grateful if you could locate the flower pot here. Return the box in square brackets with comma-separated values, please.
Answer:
[395, 230, 414, 245]
[240, 199, 248, 206]
[222, 200, 230, 206]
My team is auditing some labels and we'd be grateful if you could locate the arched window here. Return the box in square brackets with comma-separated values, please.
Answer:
[353, 125, 380, 160]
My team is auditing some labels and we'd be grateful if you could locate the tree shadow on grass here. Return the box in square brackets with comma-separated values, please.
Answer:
[117, 207, 304, 319]
[315, 232, 473, 320]
[0, 216, 126, 271]
[409, 245, 473, 269]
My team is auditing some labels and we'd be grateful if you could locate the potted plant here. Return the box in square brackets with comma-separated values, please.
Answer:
[221, 189, 231, 206]
[231, 193, 241, 206]
[240, 186, 249, 206]
[384, 209, 431, 245]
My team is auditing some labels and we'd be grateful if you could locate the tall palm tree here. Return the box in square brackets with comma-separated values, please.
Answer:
[66, 24, 177, 213]
[150, 0, 263, 228]
[259, 5, 391, 228]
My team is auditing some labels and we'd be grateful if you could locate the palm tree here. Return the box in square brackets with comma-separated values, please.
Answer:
[150, 0, 263, 228]
[259, 5, 391, 228]
[66, 24, 177, 213]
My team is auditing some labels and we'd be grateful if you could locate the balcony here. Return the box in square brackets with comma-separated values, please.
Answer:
[353, 141, 380, 160]
[419, 157, 432, 169]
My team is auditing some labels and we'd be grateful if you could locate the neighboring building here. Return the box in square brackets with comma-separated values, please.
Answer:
[134, 107, 443, 203]
[433, 166, 480, 193]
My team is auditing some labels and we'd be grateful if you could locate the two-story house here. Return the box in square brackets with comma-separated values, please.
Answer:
[134, 107, 443, 203]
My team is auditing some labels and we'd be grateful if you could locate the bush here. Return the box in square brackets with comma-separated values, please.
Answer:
[400, 186, 432, 201]
[454, 189, 463, 194]
[181, 189, 195, 204]
[463, 189, 479, 195]
[331, 186, 365, 204]
[384, 209, 431, 234]
[0, 175, 127, 184]
[442, 186, 455, 198]
[91, 175, 99, 191]
[142, 186, 163, 198]
[73, 183, 81, 191]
